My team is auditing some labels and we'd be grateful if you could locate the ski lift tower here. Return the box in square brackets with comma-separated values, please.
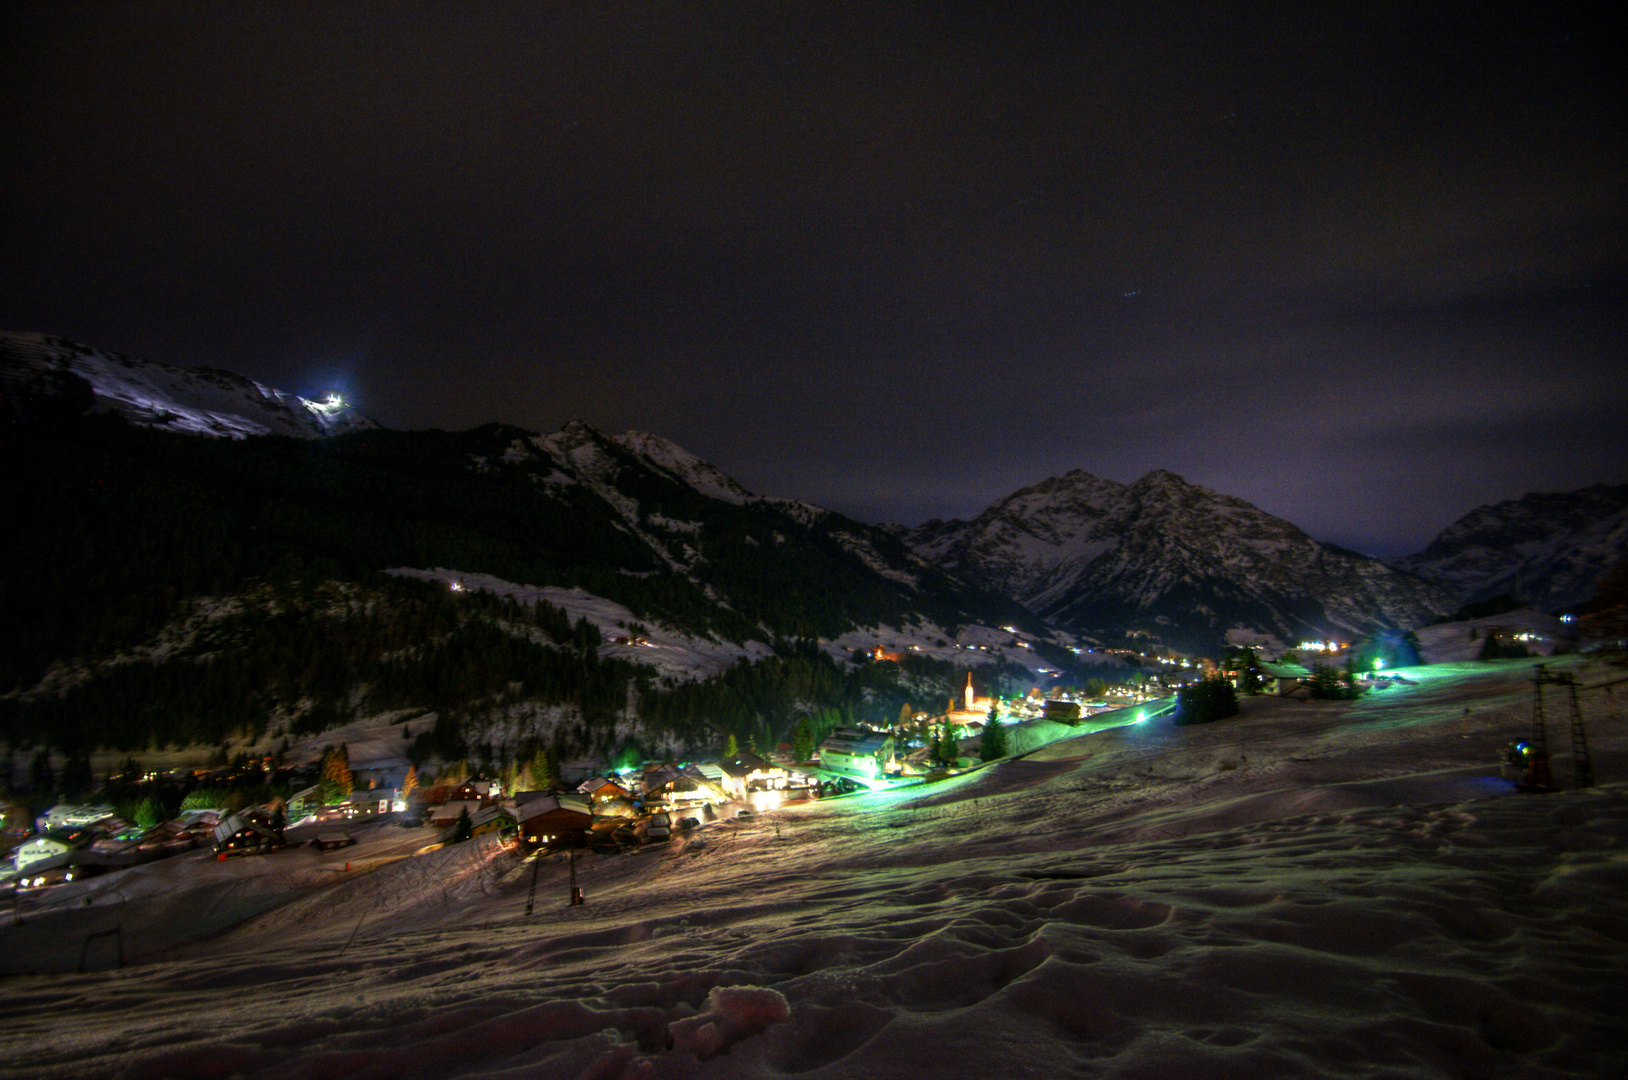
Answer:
[1523, 666, 1594, 791]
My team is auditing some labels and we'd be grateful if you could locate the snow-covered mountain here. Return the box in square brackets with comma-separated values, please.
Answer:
[1390, 484, 1628, 613]
[469, 418, 1045, 648]
[4, 336, 1063, 725]
[0, 331, 375, 438]
[907, 469, 1452, 655]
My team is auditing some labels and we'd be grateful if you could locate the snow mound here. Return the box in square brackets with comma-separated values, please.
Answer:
[666, 985, 791, 1060]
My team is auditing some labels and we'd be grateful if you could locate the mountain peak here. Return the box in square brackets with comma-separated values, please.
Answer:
[907, 465, 1449, 653]
[612, 430, 755, 505]
[1132, 468, 1194, 490]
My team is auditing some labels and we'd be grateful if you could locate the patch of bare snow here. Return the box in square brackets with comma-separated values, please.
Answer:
[829, 528, 921, 589]
[389, 568, 774, 680]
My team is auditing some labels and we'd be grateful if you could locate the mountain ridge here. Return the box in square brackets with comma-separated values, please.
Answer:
[1388, 483, 1628, 612]
[7, 330, 1622, 657]
[904, 469, 1455, 654]
[1, 331, 376, 438]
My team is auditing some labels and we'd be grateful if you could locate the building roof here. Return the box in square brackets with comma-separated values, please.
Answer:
[427, 799, 484, 823]
[470, 805, 516, 828]
[819, 728, 893, 756]
[514, 792, 592, 821]
[638, 763, 710, 791]
[1259, 661, 1312, 679]
[719, 752, 776, 778]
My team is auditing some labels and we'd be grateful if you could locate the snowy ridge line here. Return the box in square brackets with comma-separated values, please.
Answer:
[1, 330, 376, 439]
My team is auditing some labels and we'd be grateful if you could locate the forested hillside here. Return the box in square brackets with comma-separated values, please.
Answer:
[0, 413, 1060, 767]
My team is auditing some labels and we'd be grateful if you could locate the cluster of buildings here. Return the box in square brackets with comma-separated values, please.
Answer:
[412, 751, 823, 854]
[3, 665, 1180, 897]
[1, 803, 227, 891]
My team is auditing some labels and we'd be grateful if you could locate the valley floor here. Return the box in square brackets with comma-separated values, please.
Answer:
[2, 655, 1625, 1079]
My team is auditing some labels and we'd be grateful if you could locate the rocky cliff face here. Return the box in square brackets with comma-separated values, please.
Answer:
[907, 469, 1452, 654]
[1390, 485, 1628, 612]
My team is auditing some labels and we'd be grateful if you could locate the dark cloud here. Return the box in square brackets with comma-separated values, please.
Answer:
[3, 1, 1621, 554]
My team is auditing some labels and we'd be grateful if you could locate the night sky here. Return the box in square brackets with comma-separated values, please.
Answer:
[3, 2, 1621, 556]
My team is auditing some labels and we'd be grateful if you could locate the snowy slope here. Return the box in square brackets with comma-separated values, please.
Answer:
[909, 469, 1126, 602]
[390, 567, 778, 681]
[0, 331, 375, 438]
[611, 430, 757, 506]
[1392, 485, 1628, 612]
[470, 420, 1048, 650]
[1412, 609, 1569, 663]
[528, 423, 945, 594]
[391, 568, 1068, 689]
[2, 655, 1623, 1079]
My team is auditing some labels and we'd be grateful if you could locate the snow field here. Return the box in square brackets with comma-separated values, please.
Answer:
[0, 655, 1623, 1078]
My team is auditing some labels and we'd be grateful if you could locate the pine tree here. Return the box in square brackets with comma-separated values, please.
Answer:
[451, 806, 473, 843]
[401, 764, 419, 806]
[1235, 648, 1263, 694]
[979, 708, 1009, 761]
[793, 717, 815, 763]
[135, 795, 163, 828]
[1308, 664, 1342, 699]
[319, 744, 354, 804]
[1176, 677, 1240, 725]
[725, 732, 740, 759]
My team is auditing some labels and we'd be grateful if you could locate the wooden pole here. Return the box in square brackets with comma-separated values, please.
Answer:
[525, 850, 541, 916]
